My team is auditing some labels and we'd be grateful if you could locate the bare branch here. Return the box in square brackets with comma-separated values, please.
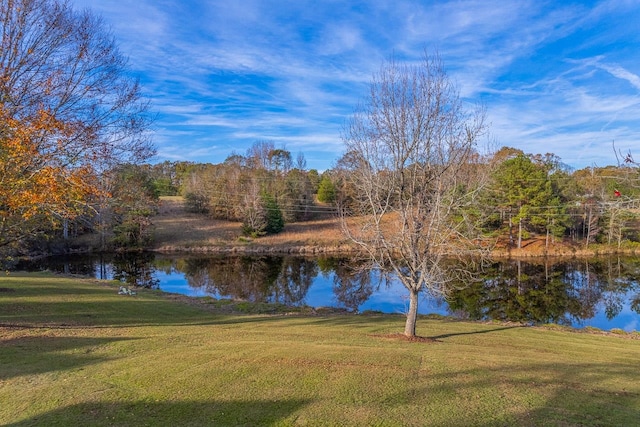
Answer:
[340, 50, 492, 336]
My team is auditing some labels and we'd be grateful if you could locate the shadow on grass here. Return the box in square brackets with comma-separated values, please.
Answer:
[0, 303, 337, 336]
[0, 335, 135, 381]
[0, 299, 217, 328]
[426, 325, 523, 341]
[385, 360, 640, 426]
[6, 398, 310, 426]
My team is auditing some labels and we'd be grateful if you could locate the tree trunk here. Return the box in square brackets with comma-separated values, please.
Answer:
[508, 215, 513, 248]
[545, 225, 549, 253]
[585, 207, 592, 248]
[607, 209, 614, 245]
[404, 289, 419, 337]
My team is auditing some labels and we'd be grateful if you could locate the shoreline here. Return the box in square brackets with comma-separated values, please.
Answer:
[49, 196, 640, 259]
[150, 240, 640, 259]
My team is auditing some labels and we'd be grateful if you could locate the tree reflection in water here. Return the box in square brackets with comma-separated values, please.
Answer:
[112, 252, 159, 289]
[178, 256, 317, 306]
[318, 257, 377, 312]
[447, 257, 640, 326]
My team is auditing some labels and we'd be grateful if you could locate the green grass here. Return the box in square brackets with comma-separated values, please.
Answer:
[1, 273, 640, 426]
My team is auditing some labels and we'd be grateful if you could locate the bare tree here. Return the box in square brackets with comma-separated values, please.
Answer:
[239, 177, 268, 236]
[339, 52, 490, 337]
[0, 0, 153, 165]
[246, 140, 276, 170]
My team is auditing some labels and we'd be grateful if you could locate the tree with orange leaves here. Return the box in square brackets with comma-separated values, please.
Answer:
[0, 0, 153, 255]
[0, 105, 98, 250]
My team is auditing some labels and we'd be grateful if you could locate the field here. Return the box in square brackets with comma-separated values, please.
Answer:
[2, 273, 640, 426]
[152, 196, 353, 254]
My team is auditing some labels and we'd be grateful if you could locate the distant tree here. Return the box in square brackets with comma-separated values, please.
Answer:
[180, 144, 320, 230]
[492, 146, 524, 163]
[281, 168, 314, 221]
[182, 163, 213, 214]
[307, 169, 321, 193]
[246, 140, 275, 170]
[316, 175, 336, 204]
[203, 162, 243, 220]
[150, 161, 180, 196]
[489, 154, 560, 248]
[332, 152, 362, 213]
[109, 164, 159, 249]
[241, 189, 284, 237]
[572, 165, 640, 246]
[0, 0, 153, 254]
[268, 149, 292, 175]
[151, 177, 177, 197]
[340, 52, 489, 337]
[295, 152, 307, 170]
[262, 193, 285, 235]
[240, 178, 268, 237]
[531, 153, 572, 249]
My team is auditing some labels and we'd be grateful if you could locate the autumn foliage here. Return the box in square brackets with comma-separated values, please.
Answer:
[0, 104, 101, 248]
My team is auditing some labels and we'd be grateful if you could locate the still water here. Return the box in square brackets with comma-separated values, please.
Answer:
[16, 253, 640, 332]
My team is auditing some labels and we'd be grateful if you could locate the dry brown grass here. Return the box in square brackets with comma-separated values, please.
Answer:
[153, 196, 240, 248]
[152, 196, 354, 254]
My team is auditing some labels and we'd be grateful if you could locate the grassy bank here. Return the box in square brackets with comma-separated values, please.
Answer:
[2, 273, 640, 426]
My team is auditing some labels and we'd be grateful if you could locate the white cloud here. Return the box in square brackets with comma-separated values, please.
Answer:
[597, 63, 640, 91]
[67, 0, 640, 170]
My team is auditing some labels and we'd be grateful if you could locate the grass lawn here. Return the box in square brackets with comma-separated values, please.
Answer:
[1, 273, 639, 426]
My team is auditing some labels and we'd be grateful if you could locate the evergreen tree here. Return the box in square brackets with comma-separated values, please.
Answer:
[241, 192, 284, 237]
[263, 193, 285, 235]
[490, 154, 563, 248]
[317, 175, 337, 203]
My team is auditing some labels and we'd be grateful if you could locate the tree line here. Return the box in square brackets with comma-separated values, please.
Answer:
[132, 143, 639, 250]
[7, 132, 638, 257]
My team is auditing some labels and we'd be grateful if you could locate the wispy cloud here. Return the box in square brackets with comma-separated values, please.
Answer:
[69, 0, 640, 170]
[597, 64, 640, 91]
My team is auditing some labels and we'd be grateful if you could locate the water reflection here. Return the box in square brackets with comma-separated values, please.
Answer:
[329, 258, 377, 312]
[112, 252, 159, 289]
[14, 253, 640, 331]
[448, 260, 586, 327]
[178, 256, 317, 306]
[448, 258, 640, 329]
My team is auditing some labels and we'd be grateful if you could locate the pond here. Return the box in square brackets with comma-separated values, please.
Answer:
[15, 253, 640, 332]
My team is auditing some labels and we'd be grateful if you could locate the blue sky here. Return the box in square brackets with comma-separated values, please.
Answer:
[70, 0, 640, 171]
